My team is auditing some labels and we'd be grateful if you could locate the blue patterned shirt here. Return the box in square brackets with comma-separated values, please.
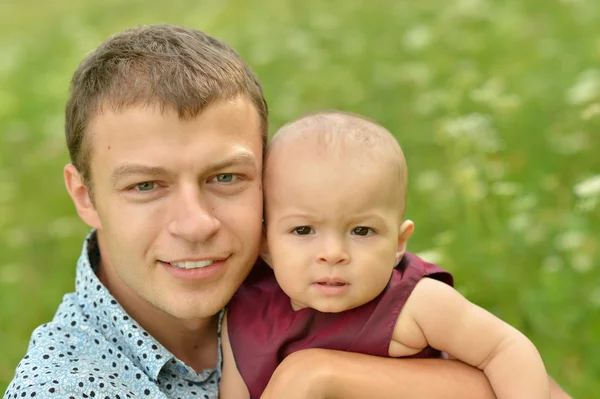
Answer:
[4, 231, 222, 399]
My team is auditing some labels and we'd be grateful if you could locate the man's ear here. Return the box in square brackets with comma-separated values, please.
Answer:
[395, 220, 415, 265]
[64, 164, 102, 229]
[259, 228, 273, 269]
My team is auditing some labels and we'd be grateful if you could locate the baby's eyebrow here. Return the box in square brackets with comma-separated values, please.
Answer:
[348, 213, 388, 225]
[278, 213, 315, 223]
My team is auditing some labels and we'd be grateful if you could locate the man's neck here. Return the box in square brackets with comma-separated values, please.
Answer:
[140, 310, 219, 373]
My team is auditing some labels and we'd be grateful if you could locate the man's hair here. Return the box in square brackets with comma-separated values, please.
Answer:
[65, 24, 268, 186]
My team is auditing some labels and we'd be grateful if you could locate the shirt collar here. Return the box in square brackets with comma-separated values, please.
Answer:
[75, 230, 222, 382]
[74, 230, 175, 381]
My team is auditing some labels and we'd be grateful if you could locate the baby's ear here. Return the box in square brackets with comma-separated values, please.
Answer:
[395, 220, 415, 264]
[259, 229, 273, 268]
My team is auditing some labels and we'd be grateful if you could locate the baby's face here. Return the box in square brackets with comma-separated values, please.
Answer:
[263, 145, 408, 313]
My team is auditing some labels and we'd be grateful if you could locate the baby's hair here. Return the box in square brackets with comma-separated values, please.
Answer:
[266, 110, 409, 218]
[269, 110, 396, 152]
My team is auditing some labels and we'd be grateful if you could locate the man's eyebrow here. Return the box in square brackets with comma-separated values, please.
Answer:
[110, 164, 172, 184]
[110, 152, 259, 184]
[205, 152, 259, 174]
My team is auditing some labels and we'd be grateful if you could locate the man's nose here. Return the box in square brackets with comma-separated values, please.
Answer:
[167, 186, 220, 243]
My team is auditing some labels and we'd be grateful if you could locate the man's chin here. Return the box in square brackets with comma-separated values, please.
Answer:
[162, 297, 227, 322]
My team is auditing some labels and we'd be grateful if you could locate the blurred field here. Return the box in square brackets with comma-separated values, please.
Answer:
[1, 0, 599, 397]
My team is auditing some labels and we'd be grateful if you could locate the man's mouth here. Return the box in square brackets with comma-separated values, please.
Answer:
[168, 260, 215, 269]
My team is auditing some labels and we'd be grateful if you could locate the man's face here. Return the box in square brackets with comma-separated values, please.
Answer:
[77, 97, 263, 321]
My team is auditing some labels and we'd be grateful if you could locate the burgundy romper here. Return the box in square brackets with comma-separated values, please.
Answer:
[227, 252, 454, 398]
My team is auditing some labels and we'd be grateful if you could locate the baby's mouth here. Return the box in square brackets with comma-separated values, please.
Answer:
[316, 281, 347, 286]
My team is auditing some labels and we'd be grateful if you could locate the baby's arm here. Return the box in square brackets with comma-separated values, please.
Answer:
[220, 311, 251, 399]
[392, 277, 549, 399]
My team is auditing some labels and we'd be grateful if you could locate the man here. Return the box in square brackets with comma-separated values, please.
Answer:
[4, 24, 570, 398]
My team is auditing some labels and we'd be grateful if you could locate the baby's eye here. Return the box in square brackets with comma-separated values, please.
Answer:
[352, 227, 373, 236]
[135, 182, 156, 192]
[292, 226, 314, 235]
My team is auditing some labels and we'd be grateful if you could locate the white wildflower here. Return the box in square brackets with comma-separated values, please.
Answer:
[555, 231, 586, 251]
[465, 180, 487, 201]
[438, 113, 502, 153]
[484, 160, 506, 181]
[511, 194, 538, 212]
[548, 131, 589, 155]
[250, 42, 276, 67]
[589, 288, 600, 308]
[399, 62, 432, 87]
[470, 77, 504, 105]
[433, 231, 456, 246]
[403, 26, 432, 51]
[496, 94, 522, 112]
[454, 63, 480, 89]
[575, 196, 598, 212]
[414, 91, 439, 116]
[416, 170, 443, 192]
[571, 252, 593, 273]
[566, 69, 600, 105]
[0, 41, 21, 75]
[469, 77, 522, 111]
[313, 14, 340, 31]
[491, 181, 520, 196]
[581, 102, 600, 120]
[524, 225, 546, 245]
[454, 160, 487, 201]
[286, 31, 313, 56]
[451, 0, 489, 19]
[508, 213, 530, 233]
[574, 175, 600, 198]
[415, 249, 443, 265]
[542, 256, 563, 273]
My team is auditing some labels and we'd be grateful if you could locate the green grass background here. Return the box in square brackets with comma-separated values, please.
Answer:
[1, 0, 599, 397]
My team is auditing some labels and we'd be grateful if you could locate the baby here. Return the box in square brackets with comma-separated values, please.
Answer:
[220, 111, 549, 399]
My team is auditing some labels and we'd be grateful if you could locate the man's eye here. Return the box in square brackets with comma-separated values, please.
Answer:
[135, 182, 156, 192]
[352, 227, 373, 236]
[292, 226, 314, 235]
[214, 174, 235, 183]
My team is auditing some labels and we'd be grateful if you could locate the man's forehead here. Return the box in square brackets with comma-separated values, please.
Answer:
[85, 102, 263, 174]
[88, 98, 261, 137]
